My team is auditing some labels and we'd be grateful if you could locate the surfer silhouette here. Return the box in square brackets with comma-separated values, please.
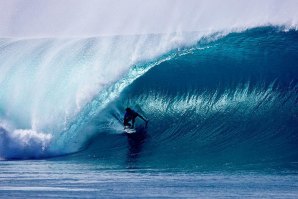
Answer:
[123, 108, 148, 167]
[124, 107, 148, 128]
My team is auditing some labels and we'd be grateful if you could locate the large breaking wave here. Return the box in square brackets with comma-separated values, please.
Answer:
[0, 27, 297, 170]
[81, 27, 298, 169]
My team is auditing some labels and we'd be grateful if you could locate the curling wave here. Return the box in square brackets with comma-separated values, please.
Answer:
[0, 27, 298, 169]
[80, 27, 298, 169]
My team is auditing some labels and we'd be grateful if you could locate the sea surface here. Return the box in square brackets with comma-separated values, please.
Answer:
[1, 160, 298, 198]
[0, 27, 298, 198]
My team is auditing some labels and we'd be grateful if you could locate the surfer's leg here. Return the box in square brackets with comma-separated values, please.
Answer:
[132, 118, 135, 128]
[124, 119, 131, 127]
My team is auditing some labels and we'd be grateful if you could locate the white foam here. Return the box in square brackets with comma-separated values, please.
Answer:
[0, 121, 52, 159]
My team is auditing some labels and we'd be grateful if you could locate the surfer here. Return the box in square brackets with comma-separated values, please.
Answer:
[124, 107, 148, 128]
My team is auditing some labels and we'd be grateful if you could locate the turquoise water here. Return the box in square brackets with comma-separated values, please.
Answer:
[74, 28, 298, 171]
[0, 27, 298, 198]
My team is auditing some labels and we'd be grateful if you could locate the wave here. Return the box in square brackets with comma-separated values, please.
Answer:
[0, 32, 202, 158]
[0, 125, 51, 160]
[0, 27, 298, 170]
[79, 27, 298, 169]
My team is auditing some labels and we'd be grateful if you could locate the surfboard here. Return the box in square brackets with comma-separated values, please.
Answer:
[124, 126, 136, 134]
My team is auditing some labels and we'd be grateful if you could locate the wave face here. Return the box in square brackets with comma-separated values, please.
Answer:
[1, 27, 298, 170]
[83, 27, 298, 169]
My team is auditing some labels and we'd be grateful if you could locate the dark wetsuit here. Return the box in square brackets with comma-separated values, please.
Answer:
[124, 109, 139, 127]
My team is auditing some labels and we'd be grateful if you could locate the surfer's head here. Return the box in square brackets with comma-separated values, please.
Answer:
[125, 107, 132, 112]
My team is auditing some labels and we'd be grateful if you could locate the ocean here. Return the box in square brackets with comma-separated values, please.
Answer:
[0, 26, 298, 198]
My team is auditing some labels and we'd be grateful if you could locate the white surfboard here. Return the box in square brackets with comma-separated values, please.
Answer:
[124, 126, 136, 134]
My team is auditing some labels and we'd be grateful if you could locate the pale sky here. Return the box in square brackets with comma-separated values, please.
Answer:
[0, 0, 297, 38]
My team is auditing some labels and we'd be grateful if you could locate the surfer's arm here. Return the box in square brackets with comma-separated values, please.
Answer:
[137, 114, 147, 122]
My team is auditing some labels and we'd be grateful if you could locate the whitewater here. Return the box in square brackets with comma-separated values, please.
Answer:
[0, 0, 298, 198]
